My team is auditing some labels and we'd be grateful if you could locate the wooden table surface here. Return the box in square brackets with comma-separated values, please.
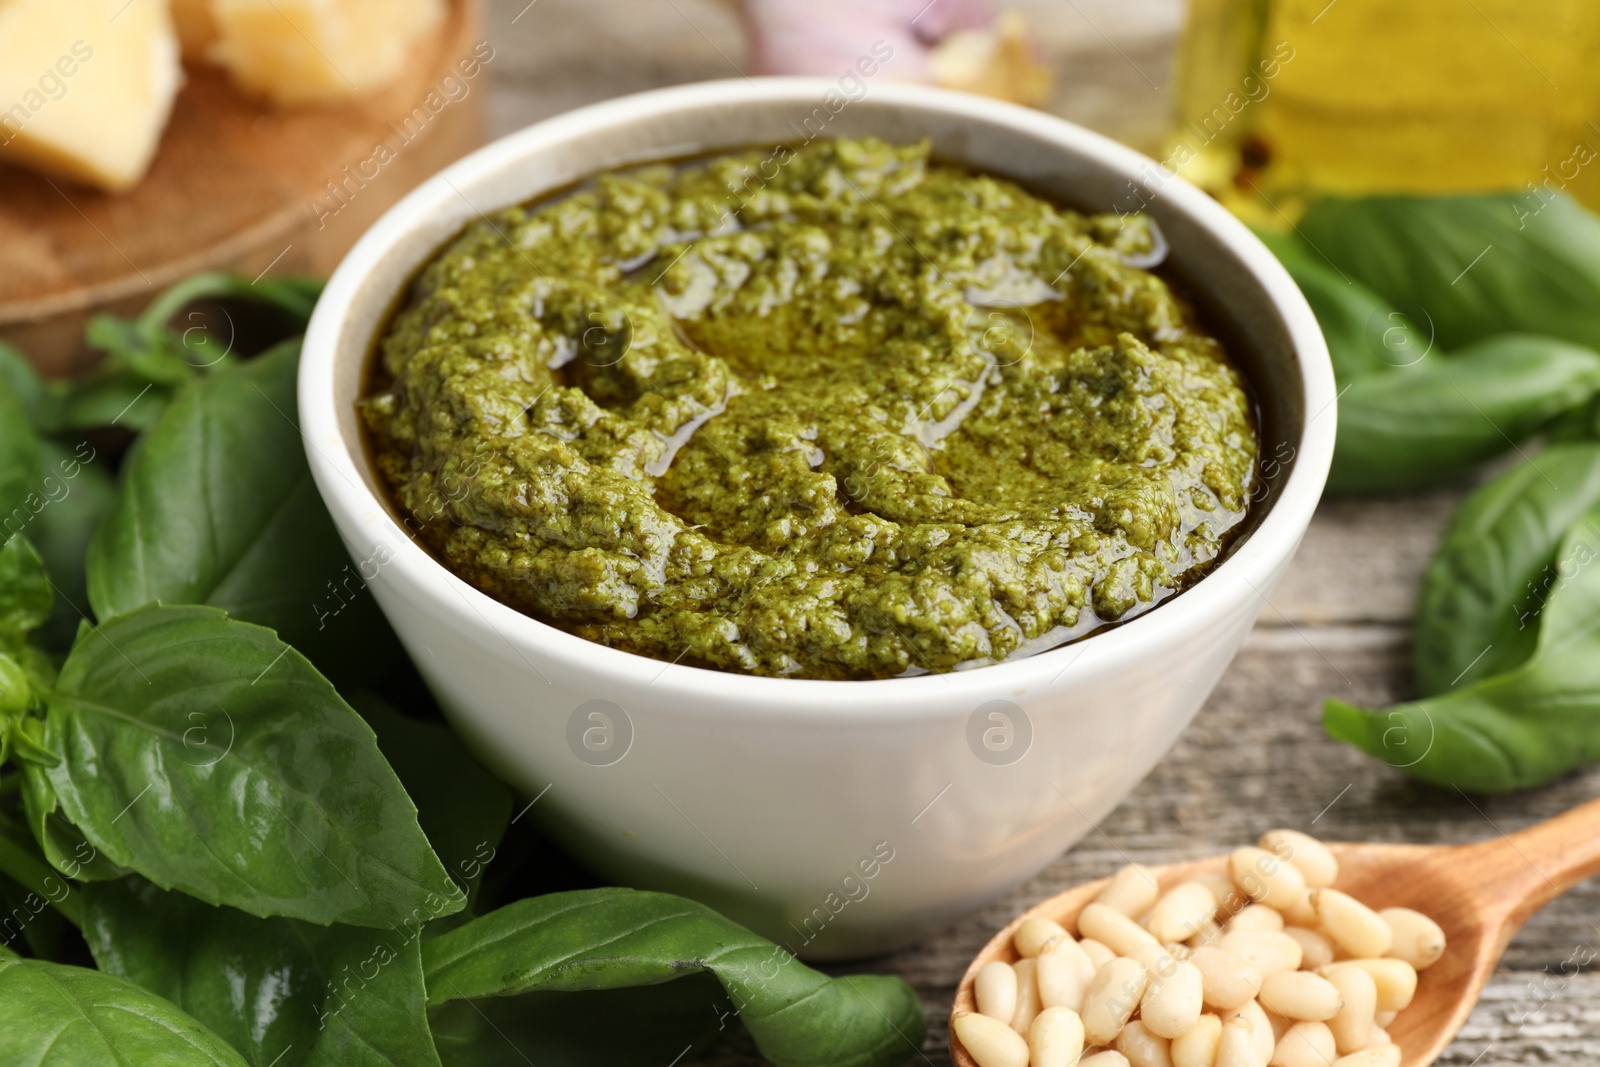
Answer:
[480, 2, 1600, 1062]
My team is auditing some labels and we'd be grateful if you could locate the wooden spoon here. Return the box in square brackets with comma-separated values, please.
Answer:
[950, 798, 1600, 1066]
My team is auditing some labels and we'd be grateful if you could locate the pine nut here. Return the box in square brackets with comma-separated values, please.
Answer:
[1321, 963, 1376, 1054]
[953, 1010, 1031, 1067]
[1082, 957, 1150, 1047]
[1045, 934, 1100, 973]
[1215, 1014, 1267, 1067]
[976, 961, 1019, 1023]
[1038, 948, 1095, 1013]
[1379, 907, 1446, 970]
[1081, 902, 1162, 957]
[1187, 919, 1225, 951]
[1171, 1013, 1222, 1067]
[1236, 999, 1276, 1063]
[1227, 905, 1285, 934]
[1028, 1006, 1086, 1067]
[1080, 1052, 1132, 1067]
[1012, 958, 1041, 1034]
[1331, 1048, 1400, 1067]
[1045, 935, 1098, 970]
[1126, 942, 1184, 984]
[1016, 917, 1071, 959]
[1190, 946, 1264, 1009]
[1283, 927, 1335, 971]
[1269, 1021, 1337, 1067]
[1194, 870, 1243, 917]
[1146, 882, 1221, 944]
[1081, 938, 1118, 971]
[1258, 830, 1339, 889]
[1311, 890, 1391, 959]
[1115, 1019, 1174, 1067]
[979, 836, 1442, 1067]
[1324, 959, 1416, 1012]
[1141, 960, 1204, 1038]
[1280, 891, 1318, 929]
[1219, 930, 1304, 976]
[1096, 864, 1162, 920]
[1258, 972, 1343, 1021]
[1230, 847, 1309, 912]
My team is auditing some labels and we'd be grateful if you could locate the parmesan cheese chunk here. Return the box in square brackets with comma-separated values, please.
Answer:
[208, 0, 444, 107]
[0, 0, 182, 192]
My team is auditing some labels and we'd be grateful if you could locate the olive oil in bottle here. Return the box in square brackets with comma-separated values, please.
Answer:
[1169, 0, 1600, 224]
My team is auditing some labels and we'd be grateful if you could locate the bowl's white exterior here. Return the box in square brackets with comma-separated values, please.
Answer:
[299, 79, 1335, 958]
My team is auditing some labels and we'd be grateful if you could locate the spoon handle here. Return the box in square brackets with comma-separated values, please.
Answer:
[1470, 796, 1600, 926]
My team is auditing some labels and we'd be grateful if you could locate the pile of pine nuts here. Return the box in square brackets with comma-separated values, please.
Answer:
[952, 829, 1446, 1067]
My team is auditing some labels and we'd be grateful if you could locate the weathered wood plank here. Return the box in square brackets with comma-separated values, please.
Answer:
[485, 0, 746, 135]
[1264, 490, 1468, 626]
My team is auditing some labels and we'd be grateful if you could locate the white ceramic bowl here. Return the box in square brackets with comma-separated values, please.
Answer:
[300, 78, 1335, 958]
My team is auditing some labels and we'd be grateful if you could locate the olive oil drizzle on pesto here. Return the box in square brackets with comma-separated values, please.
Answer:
[362, 138, 1259, 679]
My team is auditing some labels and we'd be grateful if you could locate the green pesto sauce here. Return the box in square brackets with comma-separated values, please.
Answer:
[362, 138, 1258, 680]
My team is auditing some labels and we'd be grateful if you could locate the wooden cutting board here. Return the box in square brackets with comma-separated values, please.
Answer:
[0, 0, 484, 376]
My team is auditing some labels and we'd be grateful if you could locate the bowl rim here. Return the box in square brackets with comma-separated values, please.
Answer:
[300, 76, 1336, 711]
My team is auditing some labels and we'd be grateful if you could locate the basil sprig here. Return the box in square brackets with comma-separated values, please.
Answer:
[1413, 442, 1600, 695]
[1326, 505, 1600, 793]
[1263, 197, 1600, 495]
[85, 339, 401, 684]
[46, 604, 461, 927]
[424, 888, 927, 1067]
[1270, 192, 1600, 791]
[1296, 193, 1600, 352]
[1329, 334, 1600, 494]
[2, 273, 324, 436]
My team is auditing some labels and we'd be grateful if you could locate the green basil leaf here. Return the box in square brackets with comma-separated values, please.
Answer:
[86, 340, 400, 684]
[28, 439, 116, 652]
[53, 273, 323, 439]
[1297, 193, 1600, 351]
[0, 651, 31, 717]
[0, 806, 81, 931]
[5, 701, 56, 765]
[1545, 394, 1600, 443]
[351, 694, 512, 912]
[423, 888, 926, 1067]
[85, 877, 444, 1067]
[86, 313, 203, 389]
[1414, 442, 1600, 695]
[48, 374, 175, 434]
[1329, 334, 1600, 494]
[1326, 509, 1600, 792]
[44, 603, 462, 927]
[131, 272, 324, 343]
[0, 369, 41, 525]
[0, 952, 250, 1066]
[1255, 231, 1432, 383]
[429, 976, 726, 1067]
[20, 762, 127, 882]
[0, 534, 51, 638]
[85, 272, 321, 391]
[0, 343, 54, 427]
